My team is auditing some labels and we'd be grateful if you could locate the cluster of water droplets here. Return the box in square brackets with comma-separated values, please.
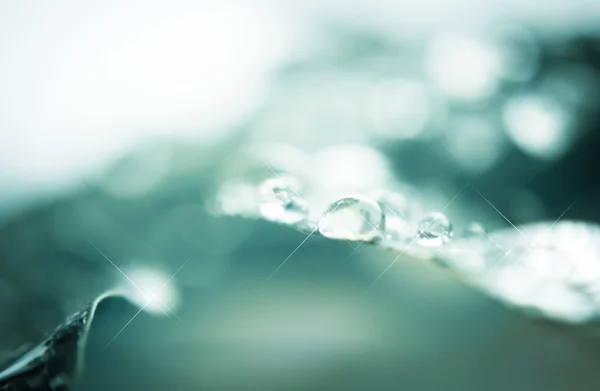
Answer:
[210, 147, 600, 325]
[213, 168, 457, 256]
[316, 192, 457, 255]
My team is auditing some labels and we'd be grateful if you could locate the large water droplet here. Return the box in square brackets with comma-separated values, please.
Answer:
[259, 176, 309, 225]
[416, 212, 453, 247]
[318, 197, 385, 242]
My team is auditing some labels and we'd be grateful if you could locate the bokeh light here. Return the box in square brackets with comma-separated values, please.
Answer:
[123, 266, 180, 316]
[427, 33, 502, 102]
[503, 94, 572, 160]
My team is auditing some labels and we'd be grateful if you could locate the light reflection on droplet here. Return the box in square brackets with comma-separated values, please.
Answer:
[318, 197, 385, 243]
[416, 212, 453, 247]
[259, 197, 310, 226]
[259, 176, 309, 225]
[259, 175, 302, 199]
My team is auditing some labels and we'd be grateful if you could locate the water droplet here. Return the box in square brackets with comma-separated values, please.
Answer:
[259, 176, 309, 225]
[462, 222, 488, 238]
[259, 175, 301, 200]
[416, 212, 453, 247]
[259, 197, 309, 225]
[318, 197, 385, 242]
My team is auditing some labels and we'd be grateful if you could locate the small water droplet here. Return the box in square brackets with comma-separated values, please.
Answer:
[318, 196, 385, 242]
[259, 176, 309, 225]
[259, 196, 309, 225]
[462, 221, 488, 238]
[416, 212, 453, 247]
[259, 175, 301, 199]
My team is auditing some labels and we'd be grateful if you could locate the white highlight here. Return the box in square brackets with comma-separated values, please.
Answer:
[313, 145, 389, 193]
[366, 78, 431, 139]
[503, 94, 572, 160]
[0, 2, 289, 208]
[125, 267, 180, 316]
[427, 33, 501, 102]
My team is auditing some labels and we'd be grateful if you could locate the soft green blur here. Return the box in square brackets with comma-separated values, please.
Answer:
[1, 1, 600, 390]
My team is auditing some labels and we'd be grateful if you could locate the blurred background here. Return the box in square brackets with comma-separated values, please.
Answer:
[1, 0, 600, 390]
